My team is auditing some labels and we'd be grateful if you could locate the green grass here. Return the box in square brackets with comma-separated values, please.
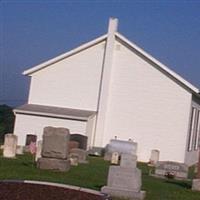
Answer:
[0, 153, 109, 190]
[0, 152, 200, 200]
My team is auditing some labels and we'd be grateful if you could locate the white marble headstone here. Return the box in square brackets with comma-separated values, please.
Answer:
[3, 134, 17, 158]
[111, 152, 119, 165]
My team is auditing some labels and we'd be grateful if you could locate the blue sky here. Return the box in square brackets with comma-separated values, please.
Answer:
[0, 0, 200, 107]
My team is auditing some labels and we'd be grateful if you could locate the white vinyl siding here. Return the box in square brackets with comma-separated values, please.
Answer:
[28, 41, 105, 111]
[101, 40, 192, 163]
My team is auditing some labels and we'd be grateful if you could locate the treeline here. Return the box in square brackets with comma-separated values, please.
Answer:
[0, 105, 15, 143]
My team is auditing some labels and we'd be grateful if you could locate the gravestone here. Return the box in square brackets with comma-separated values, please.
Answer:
[192, 179, 200, 191]
[68, 141, 79, 151]
[69, 148, 88, 163]
[120, 153, 137, 168]
[37, 127, 70, 172]
[25, 134, 37, 145]
[155, 161, 188, 179]
[111, 152, 119, 165]
[192, 151, 200, 191]
[70, 134, 87, 150]
[42, 127, 70, 159]
[38, 157, 70, 172]
[149, 149, 159, 165]
[3, 134, 17, 158]
[101, 166, 145, 200]
[16, 145, 24, 155]
[104, 139, 137, 161]
[35, 140, 42, 161]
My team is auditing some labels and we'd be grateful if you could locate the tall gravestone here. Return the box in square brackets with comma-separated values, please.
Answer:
[149, 149, 159, 165]
[101, 153, 145, 200]
[37, 127, 70, 172]
[3, 134, 17, 158]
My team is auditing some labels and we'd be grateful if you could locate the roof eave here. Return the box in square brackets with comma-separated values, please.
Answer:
[23, 34, 107, 76]
[14, 109, 89, 121]
[115, 32, 200, 94]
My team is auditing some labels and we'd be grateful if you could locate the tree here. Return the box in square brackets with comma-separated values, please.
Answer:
[0, 104, 15, 143]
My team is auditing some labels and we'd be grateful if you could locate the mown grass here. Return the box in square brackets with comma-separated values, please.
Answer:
[0, 152, 200, 200]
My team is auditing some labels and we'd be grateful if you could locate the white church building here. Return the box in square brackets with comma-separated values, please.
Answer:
[14, 18, 200, 165]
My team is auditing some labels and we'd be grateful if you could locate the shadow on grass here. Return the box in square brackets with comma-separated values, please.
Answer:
[165, 180, 191, 189]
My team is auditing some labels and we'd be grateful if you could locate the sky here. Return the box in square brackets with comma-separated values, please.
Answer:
[0, 0, 200, 107]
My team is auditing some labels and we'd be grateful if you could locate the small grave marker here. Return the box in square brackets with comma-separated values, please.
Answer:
[111, 152, 119, 165]
[3, 134, 17, 158]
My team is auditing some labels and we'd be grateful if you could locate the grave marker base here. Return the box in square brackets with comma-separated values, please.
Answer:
[101, 186, 146, 200]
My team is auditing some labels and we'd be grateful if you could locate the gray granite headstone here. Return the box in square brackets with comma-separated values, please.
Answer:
[42, 127, 70, 159]
[37, 127, 70, 172]
[69, 148, 87, 163]
[37, 157, 70, 172]
[101, 166, 145, 200]
[155, 161, 188, 179]
[192, 179, 200, 191]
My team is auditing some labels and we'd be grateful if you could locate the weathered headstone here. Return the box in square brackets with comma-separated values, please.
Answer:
[149, 149, 159, 165]
[3, 134, 17, 158]
[37, 157, 70, 172]
[101, 166, 145, 200]
[155, 161, 188, 179]
[120, 153, 137, 168]
[70, 134, 87, 150]
[42, 127, 70, 159]
[25, 134, 37, 146]
[192, 179, 200, 191]
[37, 127, 70, 172]
[68, 141, 79, 151]
[111, 152, 119, 165]
[16, 145, 24, 155]
[35, 140, 42, 161]
[104, 139, 137, 161]
[69, 148, 88, 163]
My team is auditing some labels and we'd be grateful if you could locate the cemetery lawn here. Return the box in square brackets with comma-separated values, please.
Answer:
[0, 153, 200, 200]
